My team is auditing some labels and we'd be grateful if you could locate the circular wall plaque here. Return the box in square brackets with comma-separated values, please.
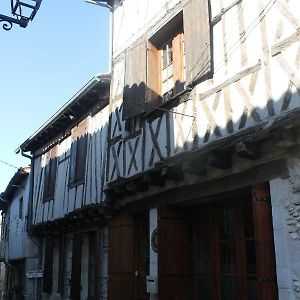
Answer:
[151, 228, 158, 253]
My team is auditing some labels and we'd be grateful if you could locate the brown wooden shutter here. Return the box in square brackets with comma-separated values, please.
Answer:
[183, 0, 212, 85]
[69, 143, 77, 184]
[74, 134, 88, 181]
[70, 233, 82, 300]
[43, 236, 54, 293]
[123, 39, 147, 120]
[58, 236, 65, 296]
[69, 119, 88, 184]
[108, 214, 136, 300]
[172, 33, 185, 95]
[147, 42, 162, 108]
[158, 209, 191, 300]
[252, 183, 278, 300]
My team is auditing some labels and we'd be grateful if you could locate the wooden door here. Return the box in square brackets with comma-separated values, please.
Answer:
[191, 186, 278, 300]
[158, 208, 191, 300]
[108, 213, 150, 300]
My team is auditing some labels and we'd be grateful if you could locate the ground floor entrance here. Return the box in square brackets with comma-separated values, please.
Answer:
[108, 182, 278, 300]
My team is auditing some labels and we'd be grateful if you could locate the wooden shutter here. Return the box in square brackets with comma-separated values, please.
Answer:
[252, 183, 278, 300]
[43, 236, 54, 293]
[70, 119, 88, 184]
[70, 233, 82, 300]
[123, 39, 147, 120]
[172, 33, 185, 95]
[183, 0, 212, 85]
[108, 214, 136, 300]
[158, 209, 191, 300]
[74, 134, 88, 182]
[147, 42, 162, 108]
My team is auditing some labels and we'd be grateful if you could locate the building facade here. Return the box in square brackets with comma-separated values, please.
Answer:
[0, 167, 40, 299]
[9, 0, 300, 299]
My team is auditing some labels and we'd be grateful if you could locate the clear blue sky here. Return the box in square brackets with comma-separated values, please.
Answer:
[0, 0, 109, 192]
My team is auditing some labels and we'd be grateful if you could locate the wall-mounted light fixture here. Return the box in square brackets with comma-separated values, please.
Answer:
[0, 0, 42, 31]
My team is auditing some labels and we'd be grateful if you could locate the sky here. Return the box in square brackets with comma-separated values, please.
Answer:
[0, 0, 110, 192]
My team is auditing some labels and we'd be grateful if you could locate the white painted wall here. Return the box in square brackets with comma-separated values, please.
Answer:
[108, 0, 300, 182]
[32, 105, 110, 225]
[7, 176, 29, 261]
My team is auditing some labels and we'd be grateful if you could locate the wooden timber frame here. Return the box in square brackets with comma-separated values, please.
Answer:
[104, 104, 300, 209]
[31, 204, 113, 236]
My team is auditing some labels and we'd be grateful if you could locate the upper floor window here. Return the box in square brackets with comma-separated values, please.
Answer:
[43, 146, 58, 202]
[69, 119, 88, 187]
[122, 0, 212, 125]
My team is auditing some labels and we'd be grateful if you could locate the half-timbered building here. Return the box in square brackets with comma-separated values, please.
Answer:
[13, 0, 300, 299]
[103, 0, 300, 299]
[17, 74, 111, 299]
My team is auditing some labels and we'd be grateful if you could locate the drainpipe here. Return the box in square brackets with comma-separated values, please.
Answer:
[18, 149, 42, 300]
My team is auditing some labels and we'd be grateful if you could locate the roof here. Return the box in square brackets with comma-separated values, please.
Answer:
[0, 167, 30, 210]
[18, 74, 111, 153]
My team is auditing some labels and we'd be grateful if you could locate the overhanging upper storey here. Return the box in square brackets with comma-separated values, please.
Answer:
[18, 74, 111, 153]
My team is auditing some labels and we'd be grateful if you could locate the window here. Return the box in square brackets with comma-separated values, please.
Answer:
[122, 0, 212, 123]
[19, 197, 23, 219]
[43, 146, 58, 202]
[69, 119, 88, 187]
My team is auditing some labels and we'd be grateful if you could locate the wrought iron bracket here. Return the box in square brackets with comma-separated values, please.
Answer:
[0, 0, 42, 31]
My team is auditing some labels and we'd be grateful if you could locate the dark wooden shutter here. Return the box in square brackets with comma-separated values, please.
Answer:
[43, 236, 54, 293]
[183, 0, 212, 85]
[69, 142, 77, 184]
[147, 42, 162, 108]
[70, 233, 82, 300]
[108, 214, 136, 300]
[123, 40, 147, 120]
[70, 119, 88, 184]
[75, 134, 88, 181]
[172, 33, 185, 95]
[58, 236, 65, 296]
[252, 183, 278, 300]
[158, 209, 191, 300]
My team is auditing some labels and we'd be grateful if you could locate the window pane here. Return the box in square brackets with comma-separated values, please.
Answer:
[197, 275, 212, 300]
[247, 278, 258, 300]
[218, 208, 235, 240]
[162, 54, 167, 68]
[162, 81, 168, 95]
[221, 276, 236, 300]
[219, 241, 236, 274]
[167, 77, 173, 91]
[195, 242, 211, 273]
[162, 68, 168, 81]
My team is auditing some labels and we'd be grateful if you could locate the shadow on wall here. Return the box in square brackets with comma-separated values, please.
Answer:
[35, 70, 300, 223]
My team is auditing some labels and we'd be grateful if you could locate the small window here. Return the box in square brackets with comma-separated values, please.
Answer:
[43, 147, 58, 202]
[69, 120, 88, 187]
[147, 12, 185, 107]
[19, 197, 23, 219]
